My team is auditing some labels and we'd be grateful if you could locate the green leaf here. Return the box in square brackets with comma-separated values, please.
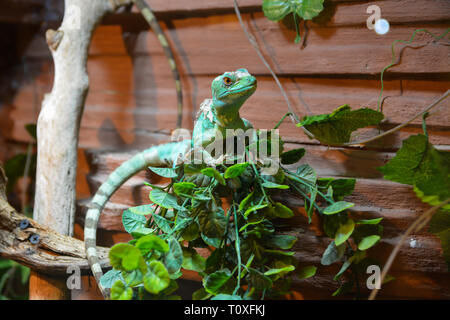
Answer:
[262, 0, 291, 21]
[150, 189, 184, 211]
[321, 241, 345, 265]
[429, 210, 450, 269]
[273, 202, 294, 218]
[109, 243, 143, 271]
[122, 210, 147, 234]
[198, 208, 228, 238]
[378, 134, 428, 185]
[123, 269, 144, 287]
[266, 234, 297, 250]
[295, 164, 317, 185]
[201, 167, 226, 185]
[143, 261, 171, 294]
[280, 148, 305, 165]
[239, 219, 265, 232]
[358, 235, 380, 251]
[164, 238, 183, 274]
[203, 269, 232, 295]
[248, 268, 273, 290]
[192, 288, 212, 300]
[173, 182, 196, 195]
[333, 251, 366, 281]
[244, 203, 269, 218]
[329, 178, 356, 201]
[297, 105, 384, 145]
[136, 235, 169, 255]
[110, 280, 133, 300]
[306, 186, 317, 223]
[182, 248, 206, 273]
[323, 201, 354, 215]
[357, 218, 383, 225]
[297, 266, 317, 279]
[352, 224, 383, 244]
[127, 204, 154, 215]
[264, 265, 295, 276]
[148, 166, 178, 178]
[332, 280, 354, 297]
[261, 181, 290, 189]
[294, 0, 325, 20]
[211, 294, 243, 300]
[152, 213, 173, 234]
[201, 234, 221, 248]
[224, 162, 249, 179]
[379, 134, 450, 208]
[335, 219, 355, 246]
[100, 270, 123, 289]
[181, 221, 199, 241]
[239, 191, 254, 211]
[131, 227, 155, 239]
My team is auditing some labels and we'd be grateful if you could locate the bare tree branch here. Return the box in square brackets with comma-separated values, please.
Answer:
[0, 166, 110, 276]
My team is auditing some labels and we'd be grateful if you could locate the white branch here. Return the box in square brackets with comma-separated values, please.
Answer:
[34, 0, 131, 236]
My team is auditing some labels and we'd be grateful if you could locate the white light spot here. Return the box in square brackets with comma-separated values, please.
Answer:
[410, 238, 417, 248]
[374, 19, 390, 35]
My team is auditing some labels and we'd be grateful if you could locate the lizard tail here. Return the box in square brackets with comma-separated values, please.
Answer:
[133, 0, 183, 128]
[84, 140, 191, 299]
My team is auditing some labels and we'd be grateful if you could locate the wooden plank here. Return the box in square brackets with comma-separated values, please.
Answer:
[123, 15, 450, 75]
[81, 146, 432, 210]
[106, 0, 450, 26]
[9, 56, 449, 149]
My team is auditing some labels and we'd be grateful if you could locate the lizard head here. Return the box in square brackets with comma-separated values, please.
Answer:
[211, 68, 257, 114]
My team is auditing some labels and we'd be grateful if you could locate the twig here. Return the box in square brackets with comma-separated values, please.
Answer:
[368, 199, 450, 300]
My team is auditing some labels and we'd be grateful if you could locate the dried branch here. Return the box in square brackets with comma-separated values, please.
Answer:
[0, 166, 110, 276]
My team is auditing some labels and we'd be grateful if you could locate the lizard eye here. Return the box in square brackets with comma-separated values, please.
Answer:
[223, 77, 233, 86]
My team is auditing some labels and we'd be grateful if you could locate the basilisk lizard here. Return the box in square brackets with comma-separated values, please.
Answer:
[84, 68, 257, 298]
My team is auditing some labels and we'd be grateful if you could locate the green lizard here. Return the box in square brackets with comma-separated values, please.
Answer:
[113, 0, 184, 127]
[84, 68, 257, 298]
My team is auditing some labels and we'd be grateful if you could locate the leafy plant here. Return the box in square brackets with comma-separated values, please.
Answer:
[102, 129, 382, 299]
[297, 105, 384, 145]
[262, 0, 325, 43]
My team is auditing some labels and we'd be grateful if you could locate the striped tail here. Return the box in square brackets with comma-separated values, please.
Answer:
[84, 141, 190, 298]
[134, 0, 183, 128]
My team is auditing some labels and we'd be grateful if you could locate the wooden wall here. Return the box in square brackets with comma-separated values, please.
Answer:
[1, 0, 449, 299]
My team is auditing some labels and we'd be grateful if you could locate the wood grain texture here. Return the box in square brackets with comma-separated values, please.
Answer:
[109, 0, 450, 27]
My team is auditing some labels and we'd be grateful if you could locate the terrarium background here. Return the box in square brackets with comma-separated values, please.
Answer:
[0, 0, 449, 299]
